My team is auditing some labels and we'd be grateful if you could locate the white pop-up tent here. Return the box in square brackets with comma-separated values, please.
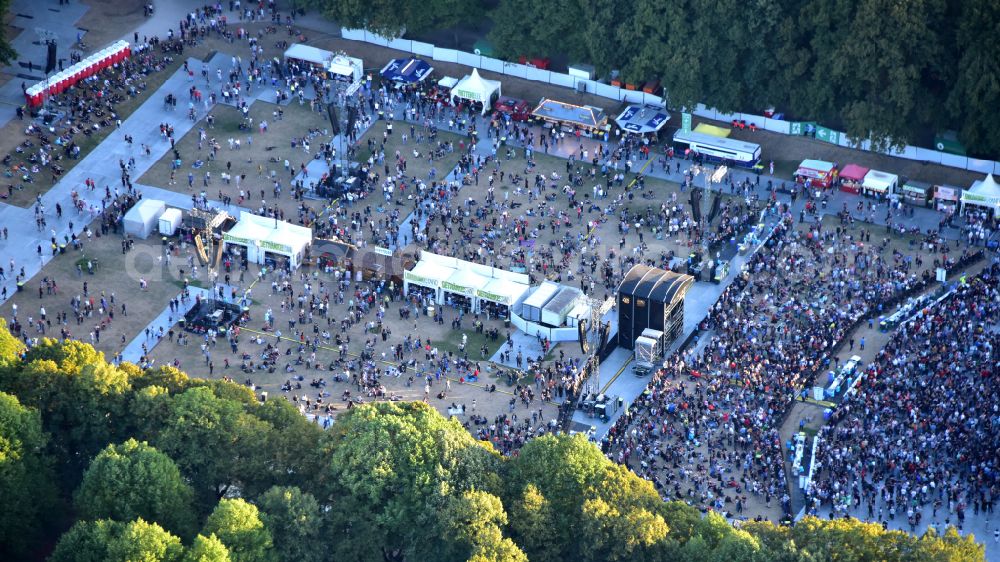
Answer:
[452, 69, 502, 114]
[124, 199, 166, 239]
[158, 208, 183, 236]
[222, 212, 312, 269]
[961, 174, 1000, 216]
[861, 169, 899, 197]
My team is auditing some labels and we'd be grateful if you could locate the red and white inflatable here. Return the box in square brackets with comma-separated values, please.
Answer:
[23, 40, 131, 108]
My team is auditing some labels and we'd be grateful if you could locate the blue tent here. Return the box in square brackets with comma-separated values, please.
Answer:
[380, 58, 433, 85]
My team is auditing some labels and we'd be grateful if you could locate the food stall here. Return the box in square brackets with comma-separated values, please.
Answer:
[451, 69, 502, 115]
[614, 104, 670, 137]
[861, 169, 899, 199]
[901, 180, 932, 207]
[222, 212, 311, 270]
[960, 174, 1000, 219]
[838, 164, 868, 194]
[283, 44, 362, 82]
[532, 98, 608, 138]
[403, 260, 448, 304]
[933, 184, 961, 213]
[794, 159, 836, 189]
[476, 276, 529, 319]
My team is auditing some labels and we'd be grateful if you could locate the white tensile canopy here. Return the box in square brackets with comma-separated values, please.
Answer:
[452, 69, 501, 113]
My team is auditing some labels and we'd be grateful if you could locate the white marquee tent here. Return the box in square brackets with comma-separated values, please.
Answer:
[452, 69, 502, 114]
[222, 212, 312, 269]
[123, 199, 166, 239]
[961, 174, 1000, 215]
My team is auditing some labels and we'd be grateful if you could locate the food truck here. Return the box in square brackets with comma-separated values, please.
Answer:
[861, 169, 899, 199]
[901, 180, 932, 207]
[531, 98, 608, 138]
[794, 159, 836, 188]
[838, 163, 868, 194]
[932, 184, 961, 213]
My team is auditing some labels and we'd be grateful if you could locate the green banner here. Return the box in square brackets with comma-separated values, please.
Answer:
[404, 271, 438, 287]
[475, 288, 508, 304]
[681, 112, 692, 133]
[815, 126, 834, 143]
[442, 281, 473, 295]
[260, 240, 292, 253]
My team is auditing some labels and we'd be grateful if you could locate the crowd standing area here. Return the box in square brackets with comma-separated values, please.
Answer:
[2, 0, 999, 535]
[597, 210, 989, 521]
[808, 263, 999, 532]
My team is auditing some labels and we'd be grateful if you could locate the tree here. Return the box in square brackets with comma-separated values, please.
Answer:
[0, 391, 56, 558]
[50, 518, 183, 562]
[309, 0, 481, 38]
[322, 401, 499, 561]
[0, 318, 24, 369]
[577, 465, 671, 562]
[257, 486, 324, 562]
[507, 484, 559, 562]
[0, 0, 15, 66]
[144, 386, 270, 507]
[440, 489, 527, 562]
[947, 0, 1000, 156]
[202, 499, 275, 562]
[74, 438, 197, 538]
[489, 0, 580, 61]
[183, 534, 232, 562]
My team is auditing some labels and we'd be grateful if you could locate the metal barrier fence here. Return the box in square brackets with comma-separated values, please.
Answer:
[341, 28, 1000, 177]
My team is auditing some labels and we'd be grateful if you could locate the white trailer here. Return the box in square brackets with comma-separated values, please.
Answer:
[634, 336, 658, 376]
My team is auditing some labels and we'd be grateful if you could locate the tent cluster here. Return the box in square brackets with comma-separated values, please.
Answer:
[24, 40, 131, 108]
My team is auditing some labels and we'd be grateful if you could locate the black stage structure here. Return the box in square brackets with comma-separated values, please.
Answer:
[616, 264, 694, 350]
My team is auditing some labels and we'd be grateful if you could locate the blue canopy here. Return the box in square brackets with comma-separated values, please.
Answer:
[615, 104, 670, 134]
[380, 58, 433, 84]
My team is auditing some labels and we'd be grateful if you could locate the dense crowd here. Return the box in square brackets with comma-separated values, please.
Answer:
[598, 211, 978, 519]
[807, 260, 999, 531]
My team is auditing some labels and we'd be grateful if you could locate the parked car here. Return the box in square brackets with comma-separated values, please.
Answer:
[493, 96, 531, 121]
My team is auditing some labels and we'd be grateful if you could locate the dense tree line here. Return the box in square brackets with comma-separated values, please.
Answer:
[307, 0, 1000, 157]
[0, 322, 984, 561]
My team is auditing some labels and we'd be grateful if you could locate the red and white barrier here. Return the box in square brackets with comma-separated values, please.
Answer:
[24, 40, 131, 108]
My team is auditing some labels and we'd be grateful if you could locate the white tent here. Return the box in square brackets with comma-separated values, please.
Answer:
[452, 69, 502, 114]
[222, 212, 312, 269]
[158, 208, 183, 236]
[123, 199, 166, 239]
[443, 268, 488, 297]
[862, 170, 899, 196]
[476, 277, 529, 306]
[284, 44, 333, 68]
[329, 54, 363, 83]
[961, 174, 1000, 215]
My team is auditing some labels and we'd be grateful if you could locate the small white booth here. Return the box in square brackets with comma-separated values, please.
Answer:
[284, 43, 362, 82]
[158, 208, 183, 236]
[222, 212, 312, 270]
[452, 69, 502, 115]
[861, 169, 899, 198]
[403, 260, 449, 303]
[442, 268, 489, 311]
[961, 174, 1000, 218]
[124, 199, 166, 239]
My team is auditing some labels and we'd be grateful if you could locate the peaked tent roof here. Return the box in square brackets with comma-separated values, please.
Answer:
[452, 69, 502, 105]
[970, 174, 1000, 197]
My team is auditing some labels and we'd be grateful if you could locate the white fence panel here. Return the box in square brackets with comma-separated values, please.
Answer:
[578, 79, 602, 96]
[993, 162, 1000, 175]
[455, 51, 481, 68]
[548, 72, 574, 89]
[480, 57, 505, 74]
[386, 38, 412, 52]
[893, 146, 920, 161]
[432, 48, 459, 63]
[940, 153, 968, 169]
[524, 67, 550, 83]
[693, 105, 716, 120]
[411, 41, 434, 57]
[592, 82, 621, 101]
[741, 113, 768, 127]
[763, 119, 790, 135]
[715, 110, 738, 123]
[341, 28, 365, 41]
[967, 158, 997, 174]
[502, 63, 529, 79]
[641, 93, 665, 107]
[913, 147, 943, 164]
[364, 32, 391, 47]
[621, 89, 645, 104]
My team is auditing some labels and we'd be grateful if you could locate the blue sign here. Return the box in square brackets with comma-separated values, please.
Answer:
[380, 58, 433, 84]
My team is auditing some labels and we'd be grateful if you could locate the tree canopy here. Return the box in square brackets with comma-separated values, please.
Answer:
[0, 331, 985, 561]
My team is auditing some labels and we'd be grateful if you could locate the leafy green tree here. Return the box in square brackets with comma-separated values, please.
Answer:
[947, 0, 1000, 156]
[109, 518, 185, 562]
[0, 318, 24, 369]
[0, 391, 56, 558]
[50, 518, 183, 562]
[489, 0, 581, 61]
[144, 386, 270, 507]
[253, 398, 326, 496]
[74, 438, 197, 538]
[507, 484, 559, 562]
[309, 0, 481, 38]
[577, 465, 671, 562]
[257, 486, 324, 562]
[202, 499, 275, 562]
[322, 401, 499, 561]
[440, 489, 527, 562]
[183, 534, 232, 562]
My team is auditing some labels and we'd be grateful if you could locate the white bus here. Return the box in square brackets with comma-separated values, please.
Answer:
[672, 130, 762, 168]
